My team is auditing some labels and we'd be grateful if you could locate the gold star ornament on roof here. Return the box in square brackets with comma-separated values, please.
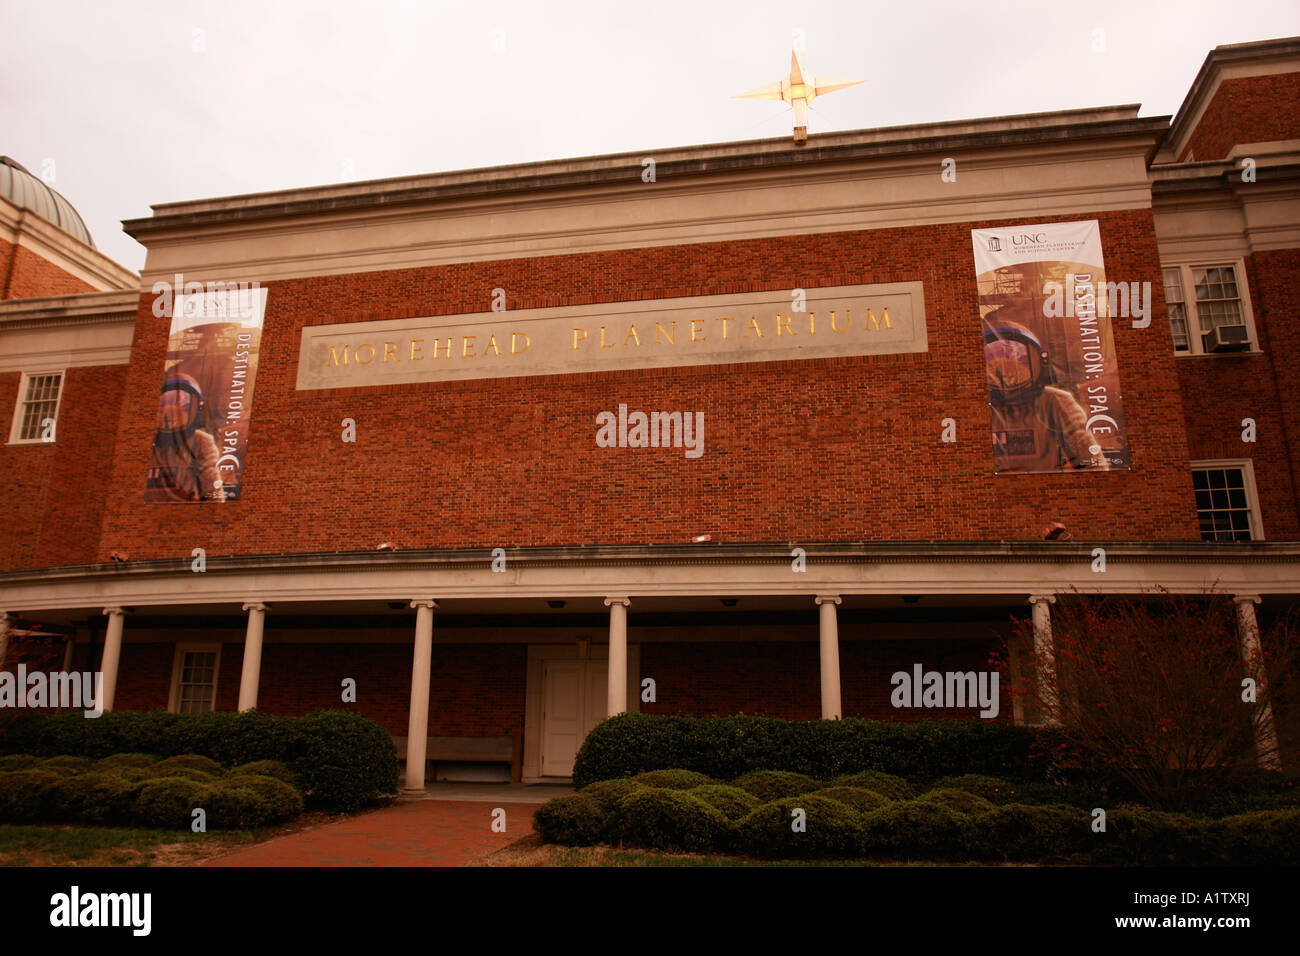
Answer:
[736, 45, 863, 145]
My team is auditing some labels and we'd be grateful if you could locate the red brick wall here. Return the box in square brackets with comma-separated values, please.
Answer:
[1174, 250, 1300, 539]
[87, 209, 1200, 569]
[1181, 72, 1300, 162]
[640, 638, 1012, 721]
[1, 239, 96, 300]
[0, 365, 127, 570]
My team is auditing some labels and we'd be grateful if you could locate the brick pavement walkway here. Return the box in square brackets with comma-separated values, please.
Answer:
[204, 799, 539, 867]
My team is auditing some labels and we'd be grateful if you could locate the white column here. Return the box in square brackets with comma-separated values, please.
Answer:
[815, 595, 842, 719]
[238, 602, 268, 712]
[0, 612, 12, 671]
[100, 607, 126, 712]
[404, 600, 437, 792]
[1027, 594, 1057, 726]
[1235, 595, 1281, 770]
[605, 597, 630, 717]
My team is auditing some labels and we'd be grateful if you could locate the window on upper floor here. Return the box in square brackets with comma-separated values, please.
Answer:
[1191, 460, 1263, 541]
[7, 370, 65, 444]
[1161, 262, 1257, 356]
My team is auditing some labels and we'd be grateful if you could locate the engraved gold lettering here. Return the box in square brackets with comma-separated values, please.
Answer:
[777, 313, 794, 336]
[655, 321, 676, 345]
[744, 317, 763, 338]
[866, 307, 892, 330]
[327, 344, 349, 367]
[715, 316, 732, 340]
[409, 339, 424, 361]
[573, 328, 588, 349]
[512, 332, 530, 354]
[432, 338, 452, 359]
[484, 334, 501, 356]
[690, 319, 706, 342]
[383, 341, 399, 362]
[355, 343, 376, 364]
[625, 325, 641, 347]
[462, 336, 477, 358]
[831, 309, 849, 333]
[600, 325, 615, 349]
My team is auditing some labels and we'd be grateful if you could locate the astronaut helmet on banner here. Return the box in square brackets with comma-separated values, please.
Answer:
[982, 316, 1051, 407]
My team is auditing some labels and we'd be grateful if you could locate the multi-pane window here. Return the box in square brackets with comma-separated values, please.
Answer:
[176, 650, 218, 713]
[1192, 464, 1259, 541]
[1161, 263, 1253, 355]
[11, 372, 63, 442]
[1162, 268, 1189, 352]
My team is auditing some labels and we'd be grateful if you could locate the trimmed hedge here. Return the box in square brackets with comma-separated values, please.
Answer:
[0, 710, 397, 811]
[572, 713, 1061, 788]
[737, 795, 862, 859]
[687, 784, 762, 821]
[733, 770, 819, 801]
[634, 769, 716, 790]
[534, 794, 607, 846]
[931, 774, 1022, 805]
[608, 788, 733, 853]
[830, 770, 914, 801]
[533, 775, 1300, 863]
[132, 777, 216, 829]
[815, 786, 893, 814]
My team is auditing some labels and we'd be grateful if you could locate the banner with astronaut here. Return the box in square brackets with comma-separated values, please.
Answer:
[145, 284, 267, 503]
[970, 220, 1130, 475]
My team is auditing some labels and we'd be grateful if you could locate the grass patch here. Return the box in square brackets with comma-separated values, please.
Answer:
[0, 824, 254, 867]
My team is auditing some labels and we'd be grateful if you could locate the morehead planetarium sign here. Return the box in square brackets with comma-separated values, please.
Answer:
[295, 283, 927, 389]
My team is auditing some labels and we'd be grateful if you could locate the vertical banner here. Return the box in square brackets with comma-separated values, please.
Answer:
[970, 220, 1130, 474]
[145, 285, 267, 502]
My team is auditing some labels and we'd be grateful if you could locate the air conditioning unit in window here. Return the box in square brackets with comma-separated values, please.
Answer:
[1206, 325, 1249, 352]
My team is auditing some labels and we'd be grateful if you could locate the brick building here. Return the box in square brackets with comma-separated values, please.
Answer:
[2, 37, 1298, 785]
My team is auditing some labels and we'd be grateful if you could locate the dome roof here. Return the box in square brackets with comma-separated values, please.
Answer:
[0, 155, 95, 247]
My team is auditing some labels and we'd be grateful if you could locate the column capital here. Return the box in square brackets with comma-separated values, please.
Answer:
[1027, 594, 1057, 606]
[1232, 594, 1262, 607]
[409, 599, 439, 610]
[103, 606, 126, 617]
[603, 597, 630, 608]
[814, 595, 842, 606]
[242, 602, 269, 613]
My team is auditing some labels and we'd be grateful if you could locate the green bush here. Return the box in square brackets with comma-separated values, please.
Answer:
[0, 770, 61, 822]
[1017, 780, 1109, 810]
[733, 770, 820, 801]
[972, 804, 1091, 861]
[47, 771, 144, 824]
[39, 755, 94, 774]
[1219, 810, 1300, 865]
[92, 753, 159, 772]
[534, 794, 607, 846]
[209, 777, 304, 829]
[830, 770, 914, 801]
[154, 754, 224, 776]
[1088, 809, 1219, 866]
[608, 788, 733, 853]
[859, 800, 970, 860]
[0, 755, 39, 771]
[571, 713, 1062, 788]
[736, 795, 862, 859]
[687, 784, 762, 821]
[579, 778, 646, 813]
[814, 786, 893, 814]
[931, 774, 1022, 805]
[918, 788, 997, 816]
[1201, 773, 1300, 817]
[139, 765, 216, 783]
[231, 760, 300, 788]
[634, 769, 717, 790]
[0, 710, 397, 811]
[131, 777, 216, 829]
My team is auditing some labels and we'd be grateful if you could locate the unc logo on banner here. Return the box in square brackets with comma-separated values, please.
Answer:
[970, 220, 1130, 475]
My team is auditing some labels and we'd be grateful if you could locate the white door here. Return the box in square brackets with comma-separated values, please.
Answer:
[541, 659, 609, 777]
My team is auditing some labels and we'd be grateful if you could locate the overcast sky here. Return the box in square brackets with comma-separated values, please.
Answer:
[3, 0, 1298, 273]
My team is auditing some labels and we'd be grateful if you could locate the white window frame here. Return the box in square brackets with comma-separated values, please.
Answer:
[168, 643, 223, 714]
[1190, 458, 1265, 542]
[1161, 260, 1259, 356]
[7, 369, 66, 444]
